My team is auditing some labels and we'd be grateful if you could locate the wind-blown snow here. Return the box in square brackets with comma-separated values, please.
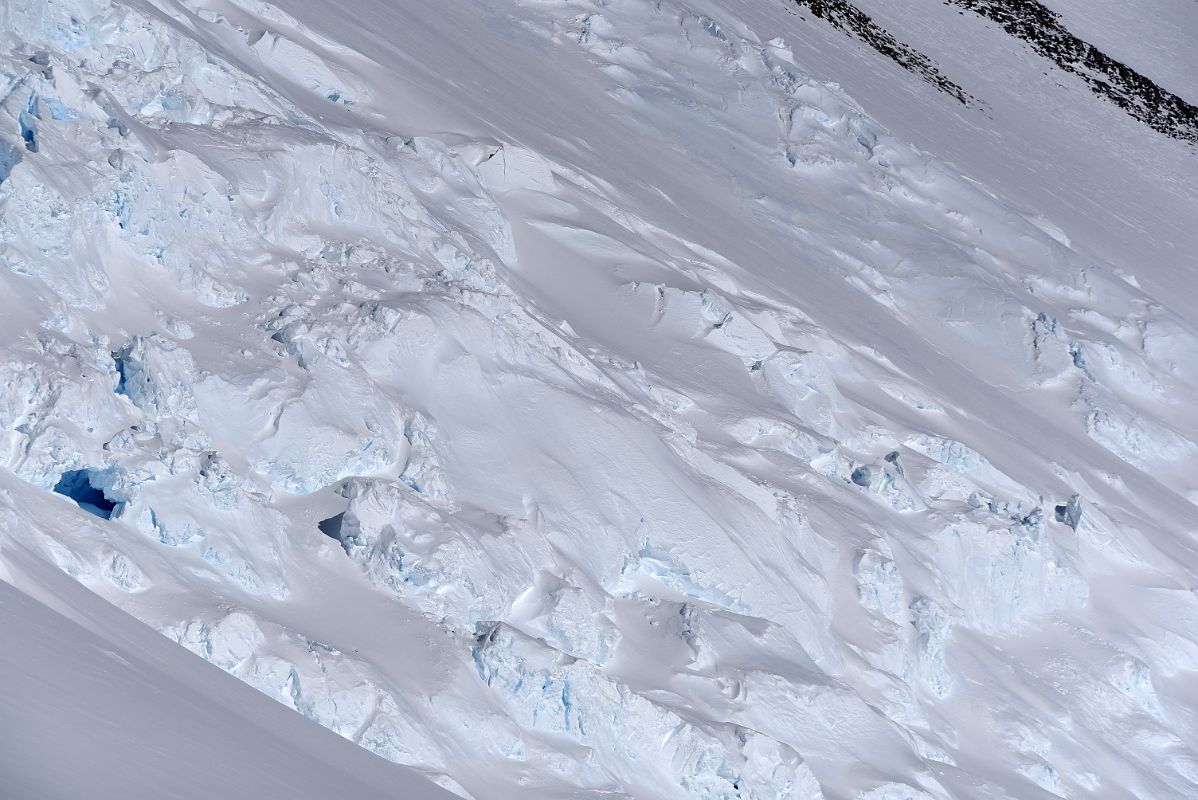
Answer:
[1, 0, 1196, 798]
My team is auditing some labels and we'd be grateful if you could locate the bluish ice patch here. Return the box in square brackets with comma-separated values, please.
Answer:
[45, 13, 97, 51]
[1069, 342, 1088, 371]
[637, 542, 740, 610]
[18, 111, 37, 152]
[107, 189, 131, 230]
[561, 679, 584, 735]
[148, 508, 204, 547]
[471, 626, 498, 686]
[698, 16, 726, 40]
[53, 468, 119, 519]
[112, 349, 129, 393]
[110, 342, 149, 399]
[0, 141, 21, 184]
[43, 98, 78, 121]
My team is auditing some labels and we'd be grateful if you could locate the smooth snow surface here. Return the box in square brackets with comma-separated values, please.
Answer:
[1, 0, 1196, 798]
[0, 549, 454, 800]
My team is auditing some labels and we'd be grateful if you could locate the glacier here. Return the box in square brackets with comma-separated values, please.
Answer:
[1, 0, 1196, 798]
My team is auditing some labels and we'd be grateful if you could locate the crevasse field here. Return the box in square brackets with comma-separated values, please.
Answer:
[2, 0, 1197, 798]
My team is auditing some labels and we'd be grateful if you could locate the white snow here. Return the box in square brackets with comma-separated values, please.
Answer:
[0, 546, 455, 800]
[1, 0, 1196, 797]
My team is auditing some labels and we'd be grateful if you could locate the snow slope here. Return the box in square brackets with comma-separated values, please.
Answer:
[1, 0, 1196, 798]
[0, 546, 454, 800]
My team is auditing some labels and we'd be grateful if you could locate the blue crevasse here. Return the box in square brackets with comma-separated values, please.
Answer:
[53, 468, 119, 519]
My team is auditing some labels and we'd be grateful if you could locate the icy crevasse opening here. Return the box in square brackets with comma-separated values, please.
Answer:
[52, 469, 119, 519]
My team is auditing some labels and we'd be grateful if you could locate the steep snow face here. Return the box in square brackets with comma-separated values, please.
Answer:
[0, 0, 1196, 799]
[0, 550, 455, 800]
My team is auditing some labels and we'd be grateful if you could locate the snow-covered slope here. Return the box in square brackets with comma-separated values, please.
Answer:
[1, 0, 1196, 798]
[0, 546, 454, 800]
